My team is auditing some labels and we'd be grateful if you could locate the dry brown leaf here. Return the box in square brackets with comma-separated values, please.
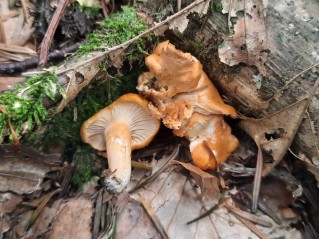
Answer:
[171, 160, 220, 206]
[168, 0, 210, 33]
[116, 193, 161, 239]
[0, 77, 26, 92]
[0, 43, 36, 62]
[1, 0, 35, 46]
[239, 98, 311, 176]
[0, 145, 52, 194]
[0, 193, 22, 214]
[292, 104, 319, 166]
[48, 196, 93, 239]
[218, 0, 268, 76]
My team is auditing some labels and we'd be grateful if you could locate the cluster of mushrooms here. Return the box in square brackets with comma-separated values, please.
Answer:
[80, 41, 239, 193]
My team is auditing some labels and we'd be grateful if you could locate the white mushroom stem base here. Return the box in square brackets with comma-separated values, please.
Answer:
[104, 121, 132, 193]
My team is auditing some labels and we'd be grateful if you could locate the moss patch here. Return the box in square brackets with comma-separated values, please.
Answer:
[0, 71, 64, 140]
[77, 6, 148, 57]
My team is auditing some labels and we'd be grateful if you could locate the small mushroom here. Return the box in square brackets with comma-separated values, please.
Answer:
[81, 93, 160, 193]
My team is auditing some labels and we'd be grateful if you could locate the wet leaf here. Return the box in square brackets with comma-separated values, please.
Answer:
[0, 77, 26, 93]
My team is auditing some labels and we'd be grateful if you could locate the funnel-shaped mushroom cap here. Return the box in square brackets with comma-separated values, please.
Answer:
[144, 40, 203, 98]
[81, 93, 160, 151]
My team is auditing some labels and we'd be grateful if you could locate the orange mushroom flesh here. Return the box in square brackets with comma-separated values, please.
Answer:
[137, 41, 238, 170]
[174, 113, 239, 170]
[81, 94, 160, 193]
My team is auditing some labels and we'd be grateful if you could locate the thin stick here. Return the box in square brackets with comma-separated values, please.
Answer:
[252, 143, 263, 213]
[225, 204, 272, 227]
[267, 62, 319, 102]
[227, 0, 233, 32]
[20, 0, 29, 23]
[129, 145, 180, 194]
[56, 0, 207, 75]
[234, 215, 270, 239]
[39, 0, 70, 66]
[140, 196, 170, 239]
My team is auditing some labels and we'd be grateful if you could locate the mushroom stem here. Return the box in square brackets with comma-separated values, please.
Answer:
[104, 120, 132, 193]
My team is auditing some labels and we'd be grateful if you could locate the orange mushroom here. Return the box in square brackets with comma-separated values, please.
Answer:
[81, 94, 160, 192]
[137, 41, 238, 170]
[174, 113, 239, 170]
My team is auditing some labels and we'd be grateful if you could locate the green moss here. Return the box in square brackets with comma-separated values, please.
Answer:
[0, 71, 64, 140]
[77, 6, 148, 56]
[213, 2, 223, 13]
[24, 68, 140, 187]
[26, 67, 139, 149]
[70, 145, 100, 188]
[78, 4, 100, 18]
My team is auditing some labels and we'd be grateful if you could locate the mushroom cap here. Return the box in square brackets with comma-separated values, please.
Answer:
[144, 41, 202, 98]
[81, 93, 160, 151]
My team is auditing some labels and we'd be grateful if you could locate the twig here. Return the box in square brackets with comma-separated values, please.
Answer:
[56, 0, 207, 76]
[0, 43, 79, 75]
[234, 215, 270, 239]
[187, 204, 219, 224]
[20, 0, 29, 24]
[128, 145, 180, 194]
[0, 16, 5, 43]
[139, 195, 170, 239]
[267, 62, 319, 102]
[252, 143, 263, 213]
[225, 204, 272, 227]
[39, 0, 70, 66]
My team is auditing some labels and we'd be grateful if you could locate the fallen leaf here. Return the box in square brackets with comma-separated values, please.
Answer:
[240, 78, 319, 176]
[218, 0, 268, 76]
[0, 192, 22, 214]
[171, 160, 220, 207]
[1, 0, 35, 46]
[168, 0, 210, 33]
[239, 98, 311, 176]
[25, 189, 61, 231]
[0, 76, 26, 93]
[0, 145, 53, 194]
[116, 193, 161, 239]
[48, 196, 93, 239]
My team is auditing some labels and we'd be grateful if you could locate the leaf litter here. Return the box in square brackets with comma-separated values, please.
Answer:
[218, 0, 269, 76]
[1, 1, 318, 238]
